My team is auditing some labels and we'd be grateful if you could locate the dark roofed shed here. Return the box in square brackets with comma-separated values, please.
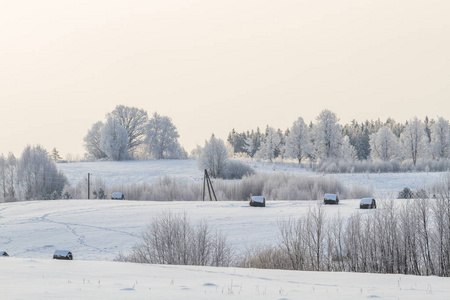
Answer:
[53, 250, 73, 260]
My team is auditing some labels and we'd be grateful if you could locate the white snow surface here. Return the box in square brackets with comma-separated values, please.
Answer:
[2, 257, 449, 300]
[2, 199, 369, 261]
[2, 199, 450, 299]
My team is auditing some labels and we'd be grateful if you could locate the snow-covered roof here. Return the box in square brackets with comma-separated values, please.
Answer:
[54, 250, 71, 256]
[251, 196, 265, 203]
[324, 193, 337, 200]
[360, 198, 374, 205]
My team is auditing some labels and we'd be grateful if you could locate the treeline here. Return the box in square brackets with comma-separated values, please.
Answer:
[242, 194, 450, 276]
[84, 105, 187, 161]
[0, 145, 67, 202]
[227, 110, 450, 172]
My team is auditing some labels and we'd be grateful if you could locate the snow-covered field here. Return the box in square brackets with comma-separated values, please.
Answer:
[2, 160, 449, 299]
[3, 257, 449, 300]
[56, 159, 202, 187]
[1, 199, 368, 261]
[2, 199, 450, 299]
[57, 159, 446, 198]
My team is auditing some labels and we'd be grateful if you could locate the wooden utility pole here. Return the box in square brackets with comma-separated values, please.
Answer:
[202, 169, 217, 201]
[87, 173, 91, 199]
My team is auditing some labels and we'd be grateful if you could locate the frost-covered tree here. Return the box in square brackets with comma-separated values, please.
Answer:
[84, 121, 107, 160]
[145, 112, 186, 159]
[430, 117, 450, 160]
[100, 116, 129, 161]
[108, 105, 149, 155]
[342, 120, 371, 160]
[312, 110, 343, 160]
[285, 117, 310, 164]
[369, 126, 400, 161]
[242, 128, 263, 158]
[257, 127, 281, 162]
[51, 148, 61, 162]
[18, 145, 67, 200]
[198, 134, 228, 178]
[5, 153, 17, 201]
[275, 128, 286, 158]
[0, 154, 6, 200]
[244, 136, 256, 158]
[227, 129, 248, 154]
[340, 136, 358, 161]
[400, 117, 429, 165]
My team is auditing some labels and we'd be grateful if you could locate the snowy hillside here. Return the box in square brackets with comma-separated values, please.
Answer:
[3, 161, 449, 299]
[57, 159, 446, 198]
[3, 257, 449, 300]
[56, 159, 202, 187]
[2, 199, 450, 299]
[1, 199, 369, 260]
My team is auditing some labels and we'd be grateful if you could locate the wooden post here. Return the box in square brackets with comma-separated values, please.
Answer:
[208, 174, 217, 201]
[202, 170, 206, 201]
[87, 173, 90, 199]
[202, 169, 217, 201]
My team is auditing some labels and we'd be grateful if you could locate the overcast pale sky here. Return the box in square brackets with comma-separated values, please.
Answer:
[1, 0, 449, 158]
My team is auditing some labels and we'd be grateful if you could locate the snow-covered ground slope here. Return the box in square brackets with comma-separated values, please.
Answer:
[57, 159, 446, 198]
[3, 161, 448, 299]
[2, 257, 449, 300]
[2, 198, 450, 299]
[57, 159, 202, 187]
[1, 199, 369, 260]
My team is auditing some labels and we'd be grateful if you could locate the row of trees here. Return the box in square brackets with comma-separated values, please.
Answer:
[243, 191, 450, 277]
[228, 110, 450, 167]
[0, 145, 67, 201]
[84, 105, 187, 160]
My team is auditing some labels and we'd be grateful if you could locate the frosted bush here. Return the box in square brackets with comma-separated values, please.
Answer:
[221, 160, 255, 179]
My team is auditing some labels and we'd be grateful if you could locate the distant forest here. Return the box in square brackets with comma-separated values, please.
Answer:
[226, 110, 450, 172]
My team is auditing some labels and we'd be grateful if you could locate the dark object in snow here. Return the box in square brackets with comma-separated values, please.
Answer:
[360, 198, 376, 209]
[111, 192, 125, 200]
[53, 250, 73, 260]
[0, 251, 9, 257]
[324, 193, 339, 205]
[250, 196, 265, 207]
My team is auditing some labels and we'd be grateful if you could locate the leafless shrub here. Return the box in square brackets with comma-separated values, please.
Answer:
[116, 211, 232, 267]
[317, 158, 449, 173]
[346, 184, 374, 199]
[237, 245, 290, 270]
[110, 176, 202, 201]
